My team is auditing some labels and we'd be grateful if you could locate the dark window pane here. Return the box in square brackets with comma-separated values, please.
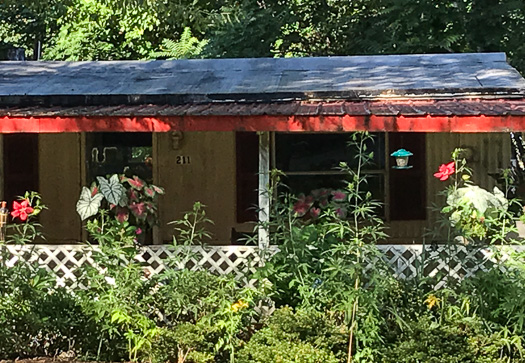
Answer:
[276, 133, 384, 172]
[236, 132, 259, 223]
[86, 133, 152, 183]
[283, 174, 385, 203]
[3, 134, 39, 205]
[389, 133, 426, 220]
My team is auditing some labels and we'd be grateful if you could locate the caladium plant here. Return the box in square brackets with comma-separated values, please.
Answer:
[97, 174, 126, 206]
[77, 174, 165, 234]
[76, 186, 105, 221]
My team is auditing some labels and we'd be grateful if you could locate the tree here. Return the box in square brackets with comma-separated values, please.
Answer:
[3, 0, 525, 76]
[0, 0, 70, 59]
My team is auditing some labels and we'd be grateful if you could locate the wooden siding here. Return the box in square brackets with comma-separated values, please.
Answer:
[387, 132, 511, 243]
[22, 132, 512, 245]
[39, 133, 82, 243]
[156, 132, 237, 244]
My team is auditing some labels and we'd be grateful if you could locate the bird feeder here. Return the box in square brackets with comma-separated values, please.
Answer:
[391, 149, 413, 169]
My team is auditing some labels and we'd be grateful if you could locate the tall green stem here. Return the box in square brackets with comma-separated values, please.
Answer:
[348, 133, 365, 363]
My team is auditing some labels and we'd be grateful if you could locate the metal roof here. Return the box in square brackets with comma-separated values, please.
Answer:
[3, 99, 525, 117]
[0, 53, 524, 107]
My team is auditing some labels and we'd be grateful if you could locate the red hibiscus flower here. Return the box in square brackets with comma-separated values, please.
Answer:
[434, 161, 455, 181]
[11, 199, 34, 221]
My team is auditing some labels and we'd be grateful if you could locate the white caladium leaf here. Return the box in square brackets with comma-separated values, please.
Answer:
[447, 185, 508, 215]
[97, 174, 125, 206]
[76, 187, 104, 220]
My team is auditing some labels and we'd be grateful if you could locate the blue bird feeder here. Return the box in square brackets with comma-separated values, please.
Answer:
[391, 149, 413, 169]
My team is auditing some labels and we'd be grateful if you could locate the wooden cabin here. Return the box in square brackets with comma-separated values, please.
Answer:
[0, 53, 524, 246]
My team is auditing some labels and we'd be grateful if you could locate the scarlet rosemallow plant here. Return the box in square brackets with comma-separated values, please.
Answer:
[433, 148, 518, 244]
[256, 132, 390, 363]
[11, 199, 34, 221]
[76, 174, 164, 243]
[7, 191, 46, 244]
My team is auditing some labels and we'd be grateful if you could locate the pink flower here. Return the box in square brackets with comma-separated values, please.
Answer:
[335, 207, 347, 219]
[434, 161, 455, 181]
[310, 207, 321, 219]
[11, 199, 34, 221]
[136, 228, 143, 235]
[331, 190, 346, 202]
[293, 194, 314, 217]
[130, 202, 146, 218]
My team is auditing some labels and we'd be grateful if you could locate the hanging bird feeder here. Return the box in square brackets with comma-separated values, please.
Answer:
[391, 149, 413, 169]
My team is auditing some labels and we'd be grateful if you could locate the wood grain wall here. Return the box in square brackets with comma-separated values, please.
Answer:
[32, 131, 511, 245]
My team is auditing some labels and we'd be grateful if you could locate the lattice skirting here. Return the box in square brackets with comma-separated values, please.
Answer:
[1, 244, 524, 288]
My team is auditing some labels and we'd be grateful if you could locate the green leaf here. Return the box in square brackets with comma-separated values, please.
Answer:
[97, 174, 125, 205]
[76, 187, 104, 220]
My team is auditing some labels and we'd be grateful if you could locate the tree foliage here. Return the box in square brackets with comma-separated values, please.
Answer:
[2, 0, 525, 74]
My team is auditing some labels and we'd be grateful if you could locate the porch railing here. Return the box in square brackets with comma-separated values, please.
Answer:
[1, 244, 524, 288]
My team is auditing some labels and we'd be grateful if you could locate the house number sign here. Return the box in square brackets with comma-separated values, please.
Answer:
[176, 156, 191, 165]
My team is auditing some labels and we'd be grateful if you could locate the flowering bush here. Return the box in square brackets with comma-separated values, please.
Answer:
[434, 149, 518, 243]
[7, 192, 46, 244]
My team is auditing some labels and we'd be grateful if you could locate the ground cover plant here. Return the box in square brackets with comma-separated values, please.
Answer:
[1, 138, 525, 362]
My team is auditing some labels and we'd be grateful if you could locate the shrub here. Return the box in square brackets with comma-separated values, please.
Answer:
[237, 307, 346, 363]
[150, 324, 215, 363]
[381, 315, 523, 363]
[0, 261, 96, 359]
[149, 268, 265, 363]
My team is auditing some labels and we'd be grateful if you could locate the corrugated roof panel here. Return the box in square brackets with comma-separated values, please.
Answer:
[296, 103, 320, 116]
[319, 102, 345, 115]
[343, 102, 370, 115]
[2, 99, 525, 118]
[369, 102, 400, 116]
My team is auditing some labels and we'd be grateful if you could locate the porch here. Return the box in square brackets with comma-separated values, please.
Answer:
[1, 53, 525, 276]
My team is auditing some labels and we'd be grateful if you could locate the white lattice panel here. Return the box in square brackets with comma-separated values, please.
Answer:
[1, 244, 523, 288]
[0, 244, 275, 287]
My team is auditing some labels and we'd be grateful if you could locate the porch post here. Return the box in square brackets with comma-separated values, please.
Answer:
[258, 132, 270, 251]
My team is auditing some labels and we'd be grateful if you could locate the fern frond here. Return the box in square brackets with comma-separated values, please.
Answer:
[153, 27, 208, 60]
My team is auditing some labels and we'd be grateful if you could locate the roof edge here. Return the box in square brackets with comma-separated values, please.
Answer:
[1, 88, 524, 107]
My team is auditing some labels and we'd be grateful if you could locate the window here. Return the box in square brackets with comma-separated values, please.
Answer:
[86, 133, 153, 183]
[388, 133, 426, 220]
[3, 134, 39, 205]
[235, 132, 426, 222]
[236, 132, 259, 223]
[275, 133, 386, 203]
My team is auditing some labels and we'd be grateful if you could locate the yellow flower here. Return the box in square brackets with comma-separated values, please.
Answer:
[424, 294, 440, 310]
[231, 300, 249, 312]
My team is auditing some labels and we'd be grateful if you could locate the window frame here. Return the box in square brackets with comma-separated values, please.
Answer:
[272, 131, 389, 215]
